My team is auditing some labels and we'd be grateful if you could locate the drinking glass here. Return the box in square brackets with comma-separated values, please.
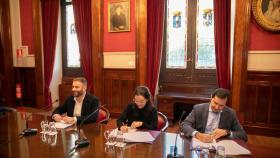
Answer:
[201, 148, 210, 158]
[215, 146, 226, 158]
[104, 145, 115, 155]
[40, 120, 49, 133]
[41, 133, 47, 142]
[49, 121, 55, 127]
[116, 131, 126, 147]
[44, 124, 50, 133]
[48, 134, 57, 146]
[104, 129, 117, 145]
[195, 145, 210, 158]
[115, 146, 125, 158]
[169, 145, 175, 155]
[48, 122, 57, 134]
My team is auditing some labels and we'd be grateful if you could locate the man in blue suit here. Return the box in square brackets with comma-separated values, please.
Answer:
[52, 77, 99, 125]
[181, 88, 247, 142]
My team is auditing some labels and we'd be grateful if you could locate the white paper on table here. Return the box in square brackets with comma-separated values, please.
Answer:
[192, 137, 216, 149]
[40, 131, 58, 135]
[123, 131, 155, 143]
[191, 138, 251, 155]
[216, 140, 251, 156]
[54, 122, 73, 129]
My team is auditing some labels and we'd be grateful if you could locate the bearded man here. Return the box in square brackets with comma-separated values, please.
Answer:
[52, 77, 99, 125]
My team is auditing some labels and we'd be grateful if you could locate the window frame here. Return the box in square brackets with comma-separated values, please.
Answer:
[159, 0, 217, 87]
[61, 0, 83, 77]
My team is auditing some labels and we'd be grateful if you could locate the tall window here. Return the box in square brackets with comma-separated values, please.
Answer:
[160, 0, 217, 87]
[61, 0, 82, 76]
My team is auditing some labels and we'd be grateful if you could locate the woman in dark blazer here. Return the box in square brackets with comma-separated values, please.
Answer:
[117, 86, 158, 132]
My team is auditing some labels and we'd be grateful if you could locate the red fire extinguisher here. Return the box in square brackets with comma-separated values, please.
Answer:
[15, 48, 24, 109]
[16, 83, 24, 108]
[16, 83, 22, 99]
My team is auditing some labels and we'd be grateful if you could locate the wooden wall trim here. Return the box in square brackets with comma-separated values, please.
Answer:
[135, 0, 147, 85]
[92, 0, 104, 102]
[0, 0, 16, 107]
[231, 0, 251, 112]
[33, 0, 44, 109]
[103, 69, 136, 117]
[244, 125, 280, 137]
[104, 69, 136, 80]
[245, 71, 280, 136]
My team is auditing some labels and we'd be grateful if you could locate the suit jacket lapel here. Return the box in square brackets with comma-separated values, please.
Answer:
[68, 97, 75, 116]
[219, 107, 227, 128]
[81, 93, 89, 115]
[202, 103, 210, 132]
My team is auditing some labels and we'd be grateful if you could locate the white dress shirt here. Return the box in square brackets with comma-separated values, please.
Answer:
[73, 93, 86, 122]
[192, 104, 221, 136]
[204, 105, 221, 134]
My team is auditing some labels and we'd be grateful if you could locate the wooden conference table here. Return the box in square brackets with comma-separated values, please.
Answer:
[0, 112, 251, 158]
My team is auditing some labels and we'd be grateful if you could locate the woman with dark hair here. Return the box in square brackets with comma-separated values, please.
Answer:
[117, 86, 158, 132]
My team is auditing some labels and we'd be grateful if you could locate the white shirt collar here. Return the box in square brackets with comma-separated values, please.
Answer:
[74, 92, 86, 103]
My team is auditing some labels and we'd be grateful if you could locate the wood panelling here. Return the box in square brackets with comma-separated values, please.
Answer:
[271, 85, 280, 124]
[157, 92, 211, 121]
[244, 71, 280, 137]
[92, 0, 104, 102]
[231, 0, 251, 112]
[157, 83, 215, 121]
[58, 77, 74, 106]
[135, 0, 147, 85]
[33, 0, 44, 108]
[103, 69, 136, 117]
[0, 0, 16, 107]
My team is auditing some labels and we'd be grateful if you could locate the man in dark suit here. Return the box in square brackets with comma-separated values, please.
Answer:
[52, 77, 99, 125]
[181, 88, 247, 142]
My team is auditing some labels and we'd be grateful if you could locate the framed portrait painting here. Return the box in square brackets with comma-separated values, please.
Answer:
[108, 0, 130, 32]
[252, 0, 280, 32]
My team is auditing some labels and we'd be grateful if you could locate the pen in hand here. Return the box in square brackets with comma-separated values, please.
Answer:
[120, 122, 128, 133]
[122, 122, 126, 127]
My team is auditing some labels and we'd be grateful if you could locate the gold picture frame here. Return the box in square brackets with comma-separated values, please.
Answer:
[108, 0, 130, 32]
[252, 0, 280, 32]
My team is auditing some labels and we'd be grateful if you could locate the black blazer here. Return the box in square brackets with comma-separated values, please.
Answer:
[52, 93, 99, 125]
[116, 103, 158, 130]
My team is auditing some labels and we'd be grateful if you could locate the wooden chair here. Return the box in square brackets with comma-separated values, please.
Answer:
[157, 111, 169, 131]
[96, 106, 110, 124]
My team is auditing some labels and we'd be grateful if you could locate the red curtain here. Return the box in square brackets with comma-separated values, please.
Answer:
[214, 0, 231, 89]
[72, 0, 93, 91]
[147, 0, 165, 97]
[41, 0, 59, 110]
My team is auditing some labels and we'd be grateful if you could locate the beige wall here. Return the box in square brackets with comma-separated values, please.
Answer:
[248, 51, 280, 71]
[9, 0, 35, 67]
[103, 52, 135, 69]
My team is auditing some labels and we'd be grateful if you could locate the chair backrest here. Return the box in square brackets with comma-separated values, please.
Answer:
[157, 111, 169, 131]
[96, 106, 110, 124]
